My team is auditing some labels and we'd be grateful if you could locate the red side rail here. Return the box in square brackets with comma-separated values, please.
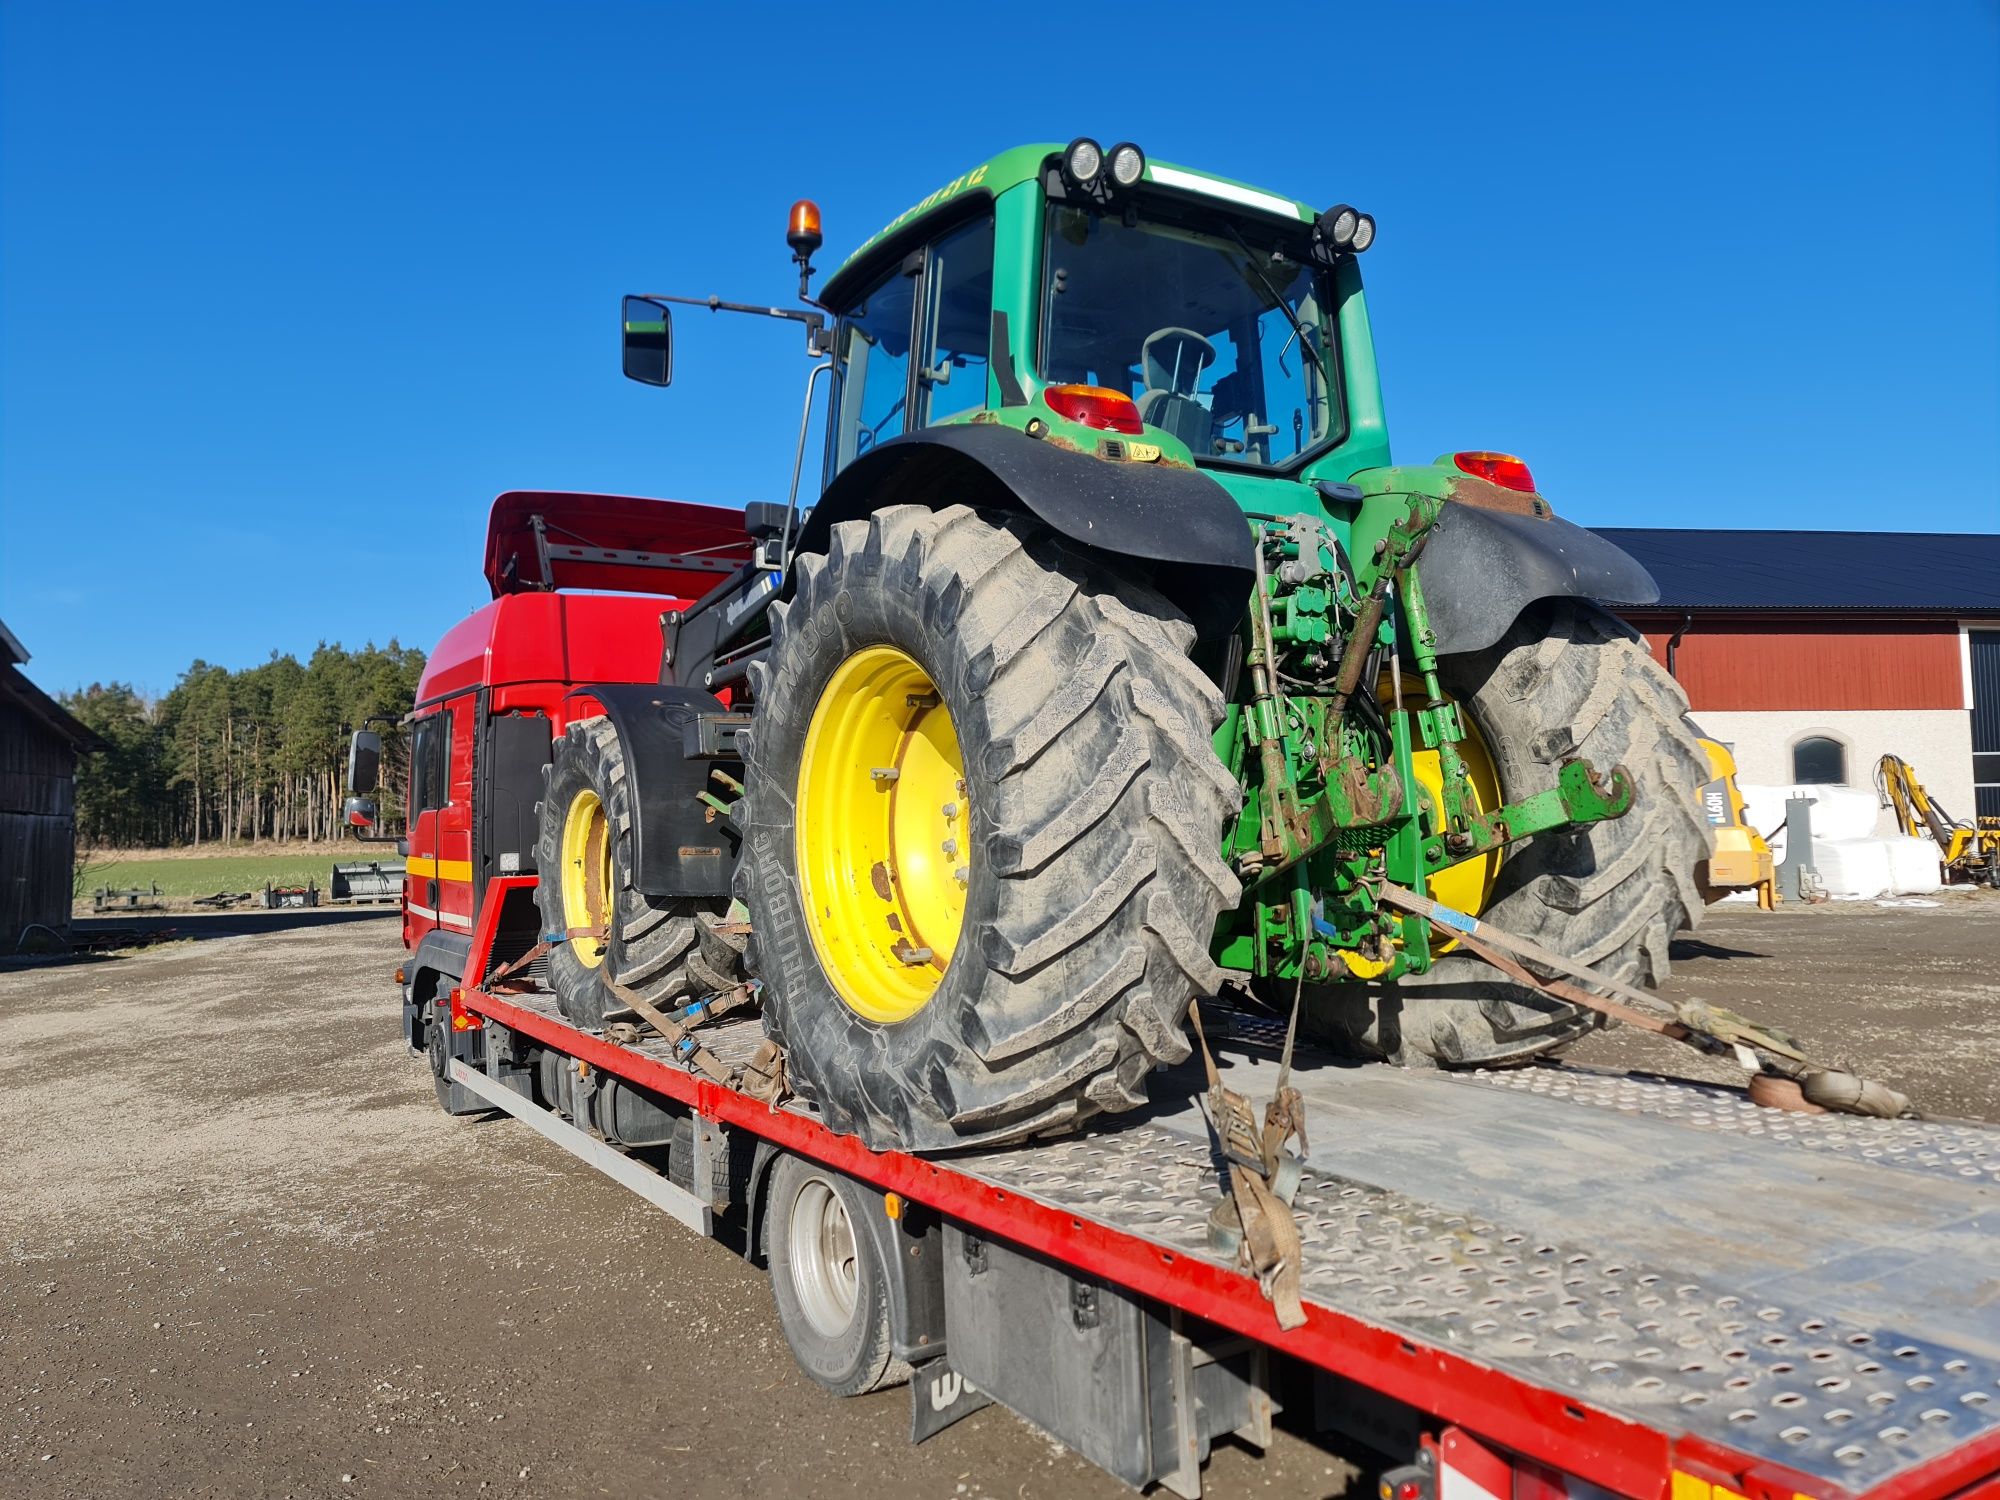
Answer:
[455, 879, 1997, 1500]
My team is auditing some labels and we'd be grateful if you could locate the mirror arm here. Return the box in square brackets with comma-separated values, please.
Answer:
[639, 293, 827, 354]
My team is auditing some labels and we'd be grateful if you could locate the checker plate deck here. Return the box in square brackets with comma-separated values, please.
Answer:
[497, 990, 2000, 1491]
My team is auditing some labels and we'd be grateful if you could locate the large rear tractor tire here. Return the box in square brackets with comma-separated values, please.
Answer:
[535, 718, 734, 1030]
[740, 505, 1241, 1152]
[1303, 600, 1712, 1067]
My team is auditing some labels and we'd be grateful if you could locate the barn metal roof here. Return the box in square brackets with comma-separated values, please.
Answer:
[1591, 528, 2000, 614]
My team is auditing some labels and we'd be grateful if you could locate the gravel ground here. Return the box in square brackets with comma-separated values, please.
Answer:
[1571, 886, 2000, 1122]
[2, 893, 1994, 1498]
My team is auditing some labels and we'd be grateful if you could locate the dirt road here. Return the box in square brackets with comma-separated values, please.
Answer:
[3, 894, 1994, 1498]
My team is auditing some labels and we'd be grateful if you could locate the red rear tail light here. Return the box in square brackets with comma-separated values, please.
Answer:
[1042, 383, 1143, 435]
[1453, 451, 1538, 493]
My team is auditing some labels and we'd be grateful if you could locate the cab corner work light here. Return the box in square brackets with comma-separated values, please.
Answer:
[1064, 137, 1146, 197]
[1317, 203, 1377, 254]
[1064, 138, 1104, 188]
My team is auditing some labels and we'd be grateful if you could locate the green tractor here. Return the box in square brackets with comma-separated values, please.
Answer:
[568, 138, 1707, 1151]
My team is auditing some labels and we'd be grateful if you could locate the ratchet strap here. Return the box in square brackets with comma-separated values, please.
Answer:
[1189, 1000, 1306, 1331]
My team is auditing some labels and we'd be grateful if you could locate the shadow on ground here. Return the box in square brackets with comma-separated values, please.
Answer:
[3, 907, 398, 971]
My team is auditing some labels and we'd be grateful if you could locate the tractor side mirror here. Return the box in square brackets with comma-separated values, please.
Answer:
[622, 296, 673, 386]
[343, 796, 379, 832]
[346, 729, 381, 794]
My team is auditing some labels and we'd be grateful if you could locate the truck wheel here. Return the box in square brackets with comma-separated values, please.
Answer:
[763, 1154, 910, 1396]
[535, 718, 731, 1030]
[426, 990, 487, 1116]
[740, 505, 1241, 1152]
[1307, 600, 1711, 1066]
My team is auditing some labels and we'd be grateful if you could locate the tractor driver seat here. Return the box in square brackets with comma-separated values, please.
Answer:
[1136, 327, 1215, 453]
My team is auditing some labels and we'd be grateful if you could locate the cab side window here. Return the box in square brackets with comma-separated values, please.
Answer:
[918, 217, 994, 426]
[831, 268, 916, 471]
[410, 714, 450, 813]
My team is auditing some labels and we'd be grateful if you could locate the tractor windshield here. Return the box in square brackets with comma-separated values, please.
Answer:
[1040, 202, 1341, 469]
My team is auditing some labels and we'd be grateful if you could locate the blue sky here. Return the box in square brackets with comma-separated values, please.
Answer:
[2, 1, 1996, 695]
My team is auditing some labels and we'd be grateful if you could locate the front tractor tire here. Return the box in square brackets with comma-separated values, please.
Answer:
[1313, 600, 1712, 1067]
[740, 505, 1242, 1153]
[535, 718, 732, 1030]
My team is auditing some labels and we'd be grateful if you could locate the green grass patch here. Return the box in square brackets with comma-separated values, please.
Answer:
[79, 852, 356, 901]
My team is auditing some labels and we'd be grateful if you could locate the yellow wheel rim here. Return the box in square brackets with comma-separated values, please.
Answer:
[559, 787, 612, 969]
[1389, 681, 1503, 942]
[796, 646, 969, 1024]
[1335, 683, 1505, 979]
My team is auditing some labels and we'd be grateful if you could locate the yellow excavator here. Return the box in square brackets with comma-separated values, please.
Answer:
[1877, 754, 2000, 888]
[1694, 737, 1779, 909]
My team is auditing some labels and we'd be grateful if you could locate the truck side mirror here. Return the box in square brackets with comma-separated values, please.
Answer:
[343, 796, 379, 832]
[346, 729, 381, 794]
[622, 296, 673, 386]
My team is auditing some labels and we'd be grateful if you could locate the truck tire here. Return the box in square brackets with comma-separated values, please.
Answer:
[535, 718, 731, 1030]
[426, 988, 487, 1116]
[740, 505, 1241, 1152]
[764, 1154, 910, 1396]
[1307, 600, 1712, 1066]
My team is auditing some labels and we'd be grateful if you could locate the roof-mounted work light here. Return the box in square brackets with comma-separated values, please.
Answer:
[1315, 203, 1377, 256]
[1321, 204, 1358, 249]
[1107, 141, 1146, 188]
[1063, 138, 1104, 189]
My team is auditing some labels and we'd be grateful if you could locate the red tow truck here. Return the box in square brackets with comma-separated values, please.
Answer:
[340, 489, 2000, 1500]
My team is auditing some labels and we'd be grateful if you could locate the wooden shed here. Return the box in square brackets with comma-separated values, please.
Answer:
[1, 619, 102, 945]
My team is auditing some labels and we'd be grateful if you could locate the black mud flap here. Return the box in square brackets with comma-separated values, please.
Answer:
[910, 1355, 994, 1443]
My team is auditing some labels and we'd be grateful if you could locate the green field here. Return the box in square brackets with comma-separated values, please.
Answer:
[78, 851, 374, 902]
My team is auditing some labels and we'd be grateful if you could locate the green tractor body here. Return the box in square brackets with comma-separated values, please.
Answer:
[576, 140, 1708, 1149]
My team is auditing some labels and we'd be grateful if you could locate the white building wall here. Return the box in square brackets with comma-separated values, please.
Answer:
[1689, 708, 1976, 837]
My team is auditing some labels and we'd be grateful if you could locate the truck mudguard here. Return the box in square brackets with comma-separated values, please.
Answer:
[567, 684, 737, 900]
[403, 930, 473, 1049]
[795, 424, 1257, 641]
[1415, 502, 1660, 656]
[410, 930, 473, 983]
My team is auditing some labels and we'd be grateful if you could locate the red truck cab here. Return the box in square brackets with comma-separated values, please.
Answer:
[396, 491, 750, 1038]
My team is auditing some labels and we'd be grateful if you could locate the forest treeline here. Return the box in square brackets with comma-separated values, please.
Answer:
[63, 643, 425, 848]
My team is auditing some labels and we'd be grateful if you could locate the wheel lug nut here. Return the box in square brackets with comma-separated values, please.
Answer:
[942, 801, 959, 819]
[942, 837, 959, 858]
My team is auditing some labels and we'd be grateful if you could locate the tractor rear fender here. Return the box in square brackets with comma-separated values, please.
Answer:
[1415, 502, 1660, 656]
[795, 423, 1256, 641]
[561, 684, 738, 900]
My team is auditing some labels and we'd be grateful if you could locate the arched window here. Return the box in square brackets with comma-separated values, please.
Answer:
[1792, 735, 1846, 785]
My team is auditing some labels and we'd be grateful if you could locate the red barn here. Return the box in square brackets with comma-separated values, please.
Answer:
[1599, 529, 2000, 833]
[0, 620, 102, 944]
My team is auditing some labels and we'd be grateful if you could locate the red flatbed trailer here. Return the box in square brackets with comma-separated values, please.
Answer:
[430, 879, 2000, 1500]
